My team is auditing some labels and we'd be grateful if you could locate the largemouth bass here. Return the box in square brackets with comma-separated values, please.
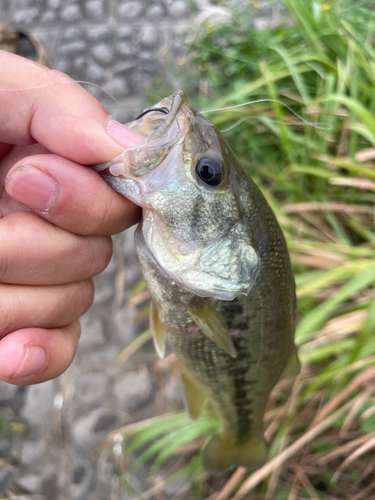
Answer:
[95, 90, 299, 472]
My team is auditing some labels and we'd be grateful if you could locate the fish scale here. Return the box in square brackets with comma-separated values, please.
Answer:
[96, 90, 299, 472]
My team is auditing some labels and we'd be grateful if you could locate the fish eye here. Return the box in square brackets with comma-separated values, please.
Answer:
[196, 156, 223, 186]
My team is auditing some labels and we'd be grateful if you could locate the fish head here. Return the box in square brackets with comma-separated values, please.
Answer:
[95, 90, 260, 300]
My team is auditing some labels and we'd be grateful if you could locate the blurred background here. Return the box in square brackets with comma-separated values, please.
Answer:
[2, 0, 375, 499]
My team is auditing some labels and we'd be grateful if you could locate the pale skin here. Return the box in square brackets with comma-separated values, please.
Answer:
[0, 50, 144, 385]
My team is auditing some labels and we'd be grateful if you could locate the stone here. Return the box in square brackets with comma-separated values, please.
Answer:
[17, 473, 42, 494]
[86, 62, 105, 82]
[87, 26, 110, 41]
[20, 441, 47, 468]
[140, 26, 159, 47]
[59, 40, 86, 55]
[113, 369, 151, 414]
[106, 76, 129, 97]
[115, 26, 133, 39]
[73, 372, 109, 409]
[46, 0, 60, 8]
[40, 10, 57, 23]
[139, 50, 156, 61]
[146, 4, 165, 18]
[13, 7, 39, 24]
[118, 2, 144, 19]
[55, 59, 70, 73]
[62, 27, 82, 40]
[72, 408, 117, 454]
[20, 441, 47, 469]
[77, 314, 106, 351]
[18, 0, 34, 7]
[85, 0, 106, 20]
[116, 40, 135, 57]
[68, 459, 94, 499]
[42, 472, 58, 499]
[0, 436, 12, 458]
[0, 466, 12, 493]
[112, 306, 139, 345]
[73, 56, 86, 70]
[92, 43, 114, 63]
[92, 273, 114, 305]
[168, 1, 188, 17]
[60, 4, 83, 22]
[20, 381, 55, 435]
[122, 225, 137, 257]
[0, 380, 17, 403]
[0, 0, 11, 15]
[113, 60, 137, 74]
[17, 497, 45, 500]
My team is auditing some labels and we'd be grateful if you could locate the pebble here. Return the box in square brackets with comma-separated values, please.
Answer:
[20, 381, 55, 435]
[84, 0, 106, 20]
[92, 43, 114, 63]
[113, 369, 151, 414]
[13, 7, 39, 24]
[73, 372, 109, 410]
[116, 40, 135, 56]
[20, 441, 47, 468]
[68, 459, 95, 499]
[169, 1, 188, 17]
[17, 474, 43, 494]
[72, 408, 118, 454]
[146, 4, 165, 18]
[0, 380, 17, 403]
[0, 466, 13, 493]
[140, 26, 159, 47]
[106, 76, 129, 97]
[59, 40, 86, 54]
[118, 2, 144, 19]
[60, 4, 82, 22]
[77, 314, 106, 350]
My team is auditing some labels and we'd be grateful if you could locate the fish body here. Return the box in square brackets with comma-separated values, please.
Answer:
[95, 91, 299, 472]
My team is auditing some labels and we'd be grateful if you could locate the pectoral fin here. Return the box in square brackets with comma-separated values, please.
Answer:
[149, 300, 167, 359]
[181, 369, 207, 420]
[186, 299, 237, 358]
[281, 344, 300, 379]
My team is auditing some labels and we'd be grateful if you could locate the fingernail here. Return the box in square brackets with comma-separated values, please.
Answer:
[5, 165, 59, 213]
[13, 345, 47, 379]
[106, 117, 143, 148]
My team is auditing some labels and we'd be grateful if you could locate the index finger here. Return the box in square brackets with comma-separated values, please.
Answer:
[0, 50, 135, 164]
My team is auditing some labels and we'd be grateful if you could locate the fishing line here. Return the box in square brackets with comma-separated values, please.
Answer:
[201, 98, 331, 131]
[0, 80, 136, 117]
[220, 115, 322, 133]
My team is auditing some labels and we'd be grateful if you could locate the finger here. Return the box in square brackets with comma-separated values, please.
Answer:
[0, 280, 94, 338]
[5, 154, 141, 235]
[0, 212, 113, 284]
[0, 323, 81, 385]
[0, 51, 143, 164]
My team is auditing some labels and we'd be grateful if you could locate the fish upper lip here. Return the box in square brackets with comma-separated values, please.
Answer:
[131, 90, 186, 148]
[92, 90, 187, 176]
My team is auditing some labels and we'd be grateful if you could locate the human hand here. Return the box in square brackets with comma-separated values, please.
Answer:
[0, 50, 142, 385]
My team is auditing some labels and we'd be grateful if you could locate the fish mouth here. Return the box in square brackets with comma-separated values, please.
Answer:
[93, 90, 189, 178]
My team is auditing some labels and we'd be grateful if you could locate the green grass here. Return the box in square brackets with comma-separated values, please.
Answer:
[106, 1, 375, 498]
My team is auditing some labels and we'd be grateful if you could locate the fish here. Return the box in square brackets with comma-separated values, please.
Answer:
[94, 90, 299, 472]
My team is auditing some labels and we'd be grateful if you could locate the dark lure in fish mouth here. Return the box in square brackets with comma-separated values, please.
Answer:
[135, 107, 169, 120]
